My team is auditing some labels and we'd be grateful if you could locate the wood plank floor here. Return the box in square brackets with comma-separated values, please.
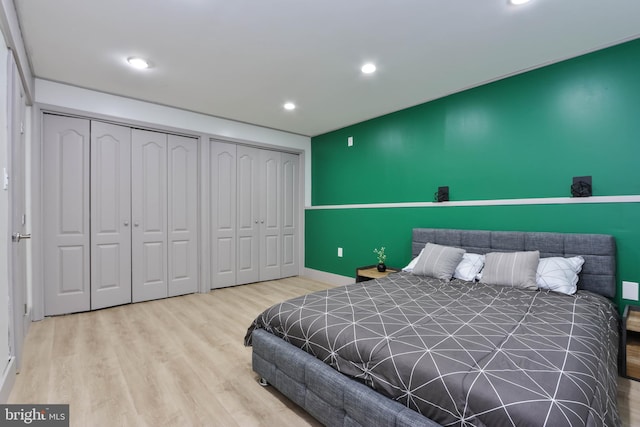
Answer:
[8, 277, 640, 426]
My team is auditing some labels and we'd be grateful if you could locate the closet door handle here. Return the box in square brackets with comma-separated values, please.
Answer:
[124, 221, 129, 226]
[12, 232, 31, 243]
[260, 220, 264, 224]
[134, 222, 140, 227]
[254, 220, 258, 224]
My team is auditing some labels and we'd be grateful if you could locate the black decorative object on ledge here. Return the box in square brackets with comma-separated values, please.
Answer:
[435, 186, 449, 202]
[571, 176, 592, 198]
[377, 263, 386, 272]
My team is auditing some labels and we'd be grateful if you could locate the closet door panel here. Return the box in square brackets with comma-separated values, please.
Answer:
[281, 153, 299, 277]
[43, 114, 91, 315]
[210, 141, 237, 288]
[168, 135, 198, 297]
[90, 121, 132, 309]
[132, 130, 168, 302]
[259, 150, 281, 281]
[236, 146, 260, 285]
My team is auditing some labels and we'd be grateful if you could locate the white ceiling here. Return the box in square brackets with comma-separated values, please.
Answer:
[15, 0, 640, 136]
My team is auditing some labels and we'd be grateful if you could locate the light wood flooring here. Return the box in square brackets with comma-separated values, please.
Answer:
[8, 277, 640, 426]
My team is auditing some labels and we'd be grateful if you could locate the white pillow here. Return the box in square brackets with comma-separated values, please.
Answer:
[453, 253, 485, 282]
[402, 249, 424, 272]
[536, 256, 584, 295]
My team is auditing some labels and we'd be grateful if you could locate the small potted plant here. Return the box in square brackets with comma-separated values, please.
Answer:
[373, 247, 387, 272]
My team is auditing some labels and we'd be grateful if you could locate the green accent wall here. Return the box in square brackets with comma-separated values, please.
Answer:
[306, 38, 640, 312]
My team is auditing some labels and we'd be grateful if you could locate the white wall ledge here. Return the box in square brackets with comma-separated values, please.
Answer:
[306, 195, 640, 210]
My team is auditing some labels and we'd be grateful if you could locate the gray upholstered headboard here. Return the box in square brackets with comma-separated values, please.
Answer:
[412, 228, 616, 299]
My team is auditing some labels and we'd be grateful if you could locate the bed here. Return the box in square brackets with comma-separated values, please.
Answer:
[245, 228, 620, 427]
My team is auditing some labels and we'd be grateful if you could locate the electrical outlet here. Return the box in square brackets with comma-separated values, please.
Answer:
[337, 247, 343, 257]
[622, 281, 639, 301]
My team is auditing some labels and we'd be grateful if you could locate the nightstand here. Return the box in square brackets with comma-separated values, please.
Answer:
[355, 265, 400, 283]
[622, 305, 640, 380]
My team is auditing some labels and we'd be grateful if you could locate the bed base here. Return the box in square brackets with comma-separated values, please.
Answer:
[252, 328, 440, 427]
[250, 228, 617, 426]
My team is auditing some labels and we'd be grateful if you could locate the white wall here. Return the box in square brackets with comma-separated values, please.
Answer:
[35, 79, 312, 206]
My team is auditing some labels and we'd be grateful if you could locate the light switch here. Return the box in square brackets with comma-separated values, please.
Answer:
[347, 137, 353, 147]
[338, 247, 343, 257]
[622, 281, 639, 301]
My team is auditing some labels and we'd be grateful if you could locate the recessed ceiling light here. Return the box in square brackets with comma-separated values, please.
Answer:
[127, 57, 150, 69]
[284, 102, 296, 111]
[361, 63, 376, 74]
[509, 0, 531, 5]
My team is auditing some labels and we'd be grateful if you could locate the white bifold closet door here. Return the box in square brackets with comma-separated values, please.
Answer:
[131, 130, 199, 302]
[90, 121, 132, 310]
[236, 145, 261, 285]
[43, 115, 91, 315]
[43, 114, 199, 315]
[237, 146, 283, 284]
[258, 149, 282, 281]
[131, 129, 168, 302]
[211, 141, 299, 288]
[210, 141, 237, 288]
[167, 134, 199, 297]
[281, 152, 299, 278]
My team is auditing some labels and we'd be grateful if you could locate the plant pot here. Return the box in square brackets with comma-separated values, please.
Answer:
[377, 263, 386, 272]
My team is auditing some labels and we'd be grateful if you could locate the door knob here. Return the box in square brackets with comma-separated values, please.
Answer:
[260, 220, 264, 224]
[255, 220, 258, 224]
[124, 221, 129, 226]
[12, 232, 31, 243]
[134, 222, 139, 227]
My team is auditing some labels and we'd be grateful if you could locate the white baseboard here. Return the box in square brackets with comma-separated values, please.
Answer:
[303, 268, 354, 286]
[0, 357, 16, 403]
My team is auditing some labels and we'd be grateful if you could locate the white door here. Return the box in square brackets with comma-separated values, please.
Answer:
[8, 56, 28, 370]
[259, 150, 281, 281]
[131, 129, 168, 302]
[90, 121, 132, 309]
[168, 135, 198, 297]
[281, 153, 299, 278]
[236, 145, 260, 285]
[43, 114, 91, 315]
[210, 141, 236, 288]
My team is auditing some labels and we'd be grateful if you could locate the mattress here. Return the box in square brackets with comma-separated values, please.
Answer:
[245, 272, 620, 427]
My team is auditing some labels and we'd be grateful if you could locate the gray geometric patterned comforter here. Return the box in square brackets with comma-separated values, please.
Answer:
[245, 272, 620, 427]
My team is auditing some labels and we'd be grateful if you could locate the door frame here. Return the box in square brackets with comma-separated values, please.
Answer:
[7, 52, 28, 371]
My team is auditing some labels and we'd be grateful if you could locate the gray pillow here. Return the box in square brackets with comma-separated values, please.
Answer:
[481, 251, 539, 290]
[412, 243, 465, 280]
